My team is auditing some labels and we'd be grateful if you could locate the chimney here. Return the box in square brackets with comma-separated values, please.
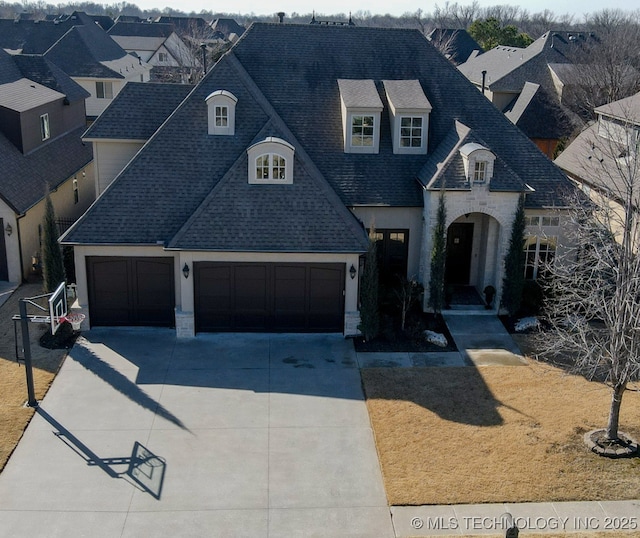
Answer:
[277, 12, 285, 23]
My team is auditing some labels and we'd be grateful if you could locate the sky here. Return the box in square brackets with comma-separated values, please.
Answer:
[130, 0, 635, 19]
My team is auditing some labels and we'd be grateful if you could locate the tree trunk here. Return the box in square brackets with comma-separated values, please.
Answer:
[606, 382, 627, 440]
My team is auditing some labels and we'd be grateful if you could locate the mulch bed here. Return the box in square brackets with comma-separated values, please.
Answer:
[353, 311, 457, 353]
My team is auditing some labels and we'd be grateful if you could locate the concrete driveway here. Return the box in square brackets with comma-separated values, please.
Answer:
[0, 329, 393, 537]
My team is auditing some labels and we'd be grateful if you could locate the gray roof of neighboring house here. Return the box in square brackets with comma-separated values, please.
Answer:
[12, 53, 90, 102]
[504, 81, 574, 139]
[63, 23, 573, 250]
[83, 82, 193, 140]
[0, 12, 136, 79]
[0, 126, 93, 214]
[0, 78, 64, 111]
[595, 91, 640, 125]
[108, 22, 175, 38]
[427, 28, 483, 65]
[458, 31, 591, 92]
[210, 18, 245, 39]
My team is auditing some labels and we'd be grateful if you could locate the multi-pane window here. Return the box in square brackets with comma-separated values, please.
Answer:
[40, 113, 50, 141]
[474, 161, 486, 182]
[525, 236, 557, 280]
[525, 215, 559, 227]
[158, 52, 168, 62]
[400, 117, 423, 147]
[351, 115, 375, 147]
[96, 81, 113, 99]
[215, 106, 228, 127]
[256, 154, 286, 181]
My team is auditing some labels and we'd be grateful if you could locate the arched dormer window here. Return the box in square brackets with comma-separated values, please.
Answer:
[459, 142, 496, 185]
[206, 90, 237, 135]
[247, 137, 295, 184]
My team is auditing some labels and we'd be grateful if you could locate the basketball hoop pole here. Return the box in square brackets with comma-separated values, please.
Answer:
[18, 299, 38, 408]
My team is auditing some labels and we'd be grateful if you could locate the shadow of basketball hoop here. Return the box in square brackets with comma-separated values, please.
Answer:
[36, 408, 166, 500]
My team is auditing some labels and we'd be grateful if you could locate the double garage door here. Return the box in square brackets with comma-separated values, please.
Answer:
[195, 262, 344, 332]
[87, 257, 345, 332]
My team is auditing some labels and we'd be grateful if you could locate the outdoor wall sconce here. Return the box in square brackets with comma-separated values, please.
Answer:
[182, 263, 190, 279]
[349, 264, 357, 279]
[5, 223, 12, 236]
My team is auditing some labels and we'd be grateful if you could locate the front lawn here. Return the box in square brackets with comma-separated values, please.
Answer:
[362, 356, 640, 505]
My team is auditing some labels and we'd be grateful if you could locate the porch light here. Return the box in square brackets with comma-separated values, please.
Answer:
[5, 223, 12, 236]
[182, 263, 190, 279]
[349, 264, 357, 279]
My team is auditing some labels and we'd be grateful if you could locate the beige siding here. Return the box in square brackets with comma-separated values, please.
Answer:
[93, 141, 144, 195]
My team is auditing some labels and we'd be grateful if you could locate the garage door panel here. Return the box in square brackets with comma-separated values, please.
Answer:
[195, 262, 344, 332]
[87, 257, 174, 327]
[195, 264, 232, 331]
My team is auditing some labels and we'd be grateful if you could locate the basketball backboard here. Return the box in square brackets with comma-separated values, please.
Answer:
[48, 282, 67, 335]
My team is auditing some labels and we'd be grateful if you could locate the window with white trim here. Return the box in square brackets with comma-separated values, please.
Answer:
[96, 81, 113, 99]
[206, 90, 237, 135]
[351, 115, 375, 147]
[525, 235, 557, 280]
[247, 137, 294, 184]
[400, 116, 423, 148]
[40, 113, 50, 141]
[215, 105, 228, 127]
[256, 153, 286, 180]
[474, 161, 486, 182]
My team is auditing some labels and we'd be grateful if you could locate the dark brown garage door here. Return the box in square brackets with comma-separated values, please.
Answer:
[195, 262, 344, 332]
[87, 257, 175, 327]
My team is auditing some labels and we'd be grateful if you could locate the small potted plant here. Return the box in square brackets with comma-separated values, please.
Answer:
[483, 285, 496, 309]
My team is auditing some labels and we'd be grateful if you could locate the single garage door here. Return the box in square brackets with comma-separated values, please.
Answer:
[195, 262, 344, 332]
[87, 257, 175, 327]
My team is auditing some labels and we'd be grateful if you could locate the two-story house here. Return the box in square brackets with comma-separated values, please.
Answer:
[0, 11, 150, 120]
[458, 31, 587, 158]
[0, 49, 94, 283]
[61, 23, 574, 336]
[554, 91, 640, 241]
[108, 22, 198, 83]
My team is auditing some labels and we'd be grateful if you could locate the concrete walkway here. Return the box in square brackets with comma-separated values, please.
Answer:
[0, 329, 393, 538]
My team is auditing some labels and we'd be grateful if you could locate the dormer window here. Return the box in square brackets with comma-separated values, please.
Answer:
[383, 80, 431, 155]
[460, 142, 495, 185]
[206, 90, 237, 135]
[247, 137, 294, 184]
[338, 79, 383, 154]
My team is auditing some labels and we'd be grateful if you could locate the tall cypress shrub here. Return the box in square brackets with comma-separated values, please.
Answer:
[501, 193, 526, 316]
[358, 234, 379, 341]
[428, 191, 447, 313]
[42, 193, 66, 293]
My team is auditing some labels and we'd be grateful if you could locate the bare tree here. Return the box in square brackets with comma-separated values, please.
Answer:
[562, 10, 640, 121]
[539, 100, 640, 448]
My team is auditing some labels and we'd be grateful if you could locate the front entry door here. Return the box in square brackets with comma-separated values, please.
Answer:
[446, 223, 474, 285]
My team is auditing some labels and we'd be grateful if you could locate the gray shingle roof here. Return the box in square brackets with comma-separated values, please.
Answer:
[0, 126, 93, 214]
[427, 28, 483, 65]
[64, 23, 574, 249]
[83, 82, 193, 140]
[108, 22, 174, 38]
[12, 54, 90, 102]
[504, 81, 574, 139]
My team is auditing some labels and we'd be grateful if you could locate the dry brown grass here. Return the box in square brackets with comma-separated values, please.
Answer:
[0, 283, 68, 471]
[363, 353, 640, 506]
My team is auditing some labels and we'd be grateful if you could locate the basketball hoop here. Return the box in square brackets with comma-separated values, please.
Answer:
[62, 313, 85, 331]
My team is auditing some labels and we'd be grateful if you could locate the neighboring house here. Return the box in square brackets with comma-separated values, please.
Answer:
[83, 82, 194, 195]
[427, 28, 483, 65]
[0, 11, 150, 119]
[458, 31, 588, 158]
[61, 23, 574, 336]
[209, 18, 246, 42]
[0, 49, 94, 283]
[108, 22, 198, 82]
[554, 91, 640, 240]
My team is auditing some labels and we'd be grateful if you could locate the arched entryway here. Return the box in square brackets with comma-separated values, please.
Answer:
[445, 213, 501, 308]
